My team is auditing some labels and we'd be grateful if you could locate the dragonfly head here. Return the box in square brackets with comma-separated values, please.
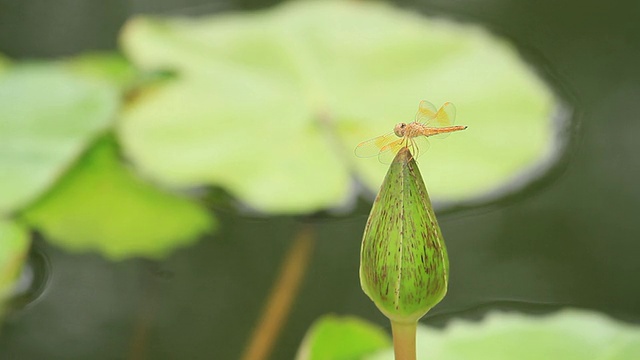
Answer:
[394, 122, 407, 137]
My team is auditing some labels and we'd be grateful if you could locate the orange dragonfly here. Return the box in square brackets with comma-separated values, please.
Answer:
[354, 100, 467, 163]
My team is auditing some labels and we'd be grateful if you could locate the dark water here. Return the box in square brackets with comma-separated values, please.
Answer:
[2, 0, 640, 359]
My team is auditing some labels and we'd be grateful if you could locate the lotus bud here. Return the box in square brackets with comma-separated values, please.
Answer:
[359, 147, 449, 324]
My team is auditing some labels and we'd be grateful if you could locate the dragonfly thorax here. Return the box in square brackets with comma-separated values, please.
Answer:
[394, 122, 423, 138]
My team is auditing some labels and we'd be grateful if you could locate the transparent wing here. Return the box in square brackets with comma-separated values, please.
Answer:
[425, 102, 457, 139]
[377, 138, 407, 164]
[425, 102, 456, 127]
[354, 132, 398, 158]
[415, 100, 438, 123]
[408, 135, 431, 160]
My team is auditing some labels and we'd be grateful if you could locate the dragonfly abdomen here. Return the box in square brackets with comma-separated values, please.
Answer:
[421, 125, 468, 137]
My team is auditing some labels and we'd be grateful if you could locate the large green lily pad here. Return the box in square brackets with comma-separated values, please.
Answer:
[296, 315, 392, 360]
[66, 52, 139, 90]
[0, 64, 119, 215]
[120, 0, 555, 213]
[21, 137, 214, 260]
[365, 310, 640, 360]
[298, 310, 640, 360]
[0, 55, 9, 72]
[0, 219, 30, 316]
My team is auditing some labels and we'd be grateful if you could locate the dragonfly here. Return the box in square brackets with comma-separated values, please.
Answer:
[354, 100, 468, 163]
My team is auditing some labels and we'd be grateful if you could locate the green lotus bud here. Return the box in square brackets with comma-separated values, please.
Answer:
[359, 147, 449, 324]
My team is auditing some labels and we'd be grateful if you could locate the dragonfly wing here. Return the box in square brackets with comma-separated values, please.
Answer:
[408, 135, 431, 160]
[425, 102, 456, 127]
[354, 132, 398, 158]
[426, 102, 457, 139]
[377, 138, 407, 164]
[415, 100, 438, 123]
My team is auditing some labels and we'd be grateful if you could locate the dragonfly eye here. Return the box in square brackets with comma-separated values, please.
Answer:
[394, 123, 406, 137]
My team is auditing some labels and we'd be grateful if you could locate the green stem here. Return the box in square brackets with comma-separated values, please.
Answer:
[391, 320, 417, 360]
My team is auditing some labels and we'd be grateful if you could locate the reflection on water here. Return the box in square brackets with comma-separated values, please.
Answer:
[426, 299, 570, 327]
[426, 298, 640, 330]
[3, 243, 50, 314]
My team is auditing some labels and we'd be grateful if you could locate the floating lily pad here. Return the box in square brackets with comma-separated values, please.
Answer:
[0, 54, 9, 72]
[21, 137, 214, 260]
[0, 64, 119, 215]
[67, 52, 139, 90]
[296, 315, 392, 360]
[364, 310, 640, 360]
[119, 0, 555, 213]
[0, 219, 30, 315]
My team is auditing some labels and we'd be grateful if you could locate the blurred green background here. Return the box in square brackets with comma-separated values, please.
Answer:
[1, 0, 640, 359]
